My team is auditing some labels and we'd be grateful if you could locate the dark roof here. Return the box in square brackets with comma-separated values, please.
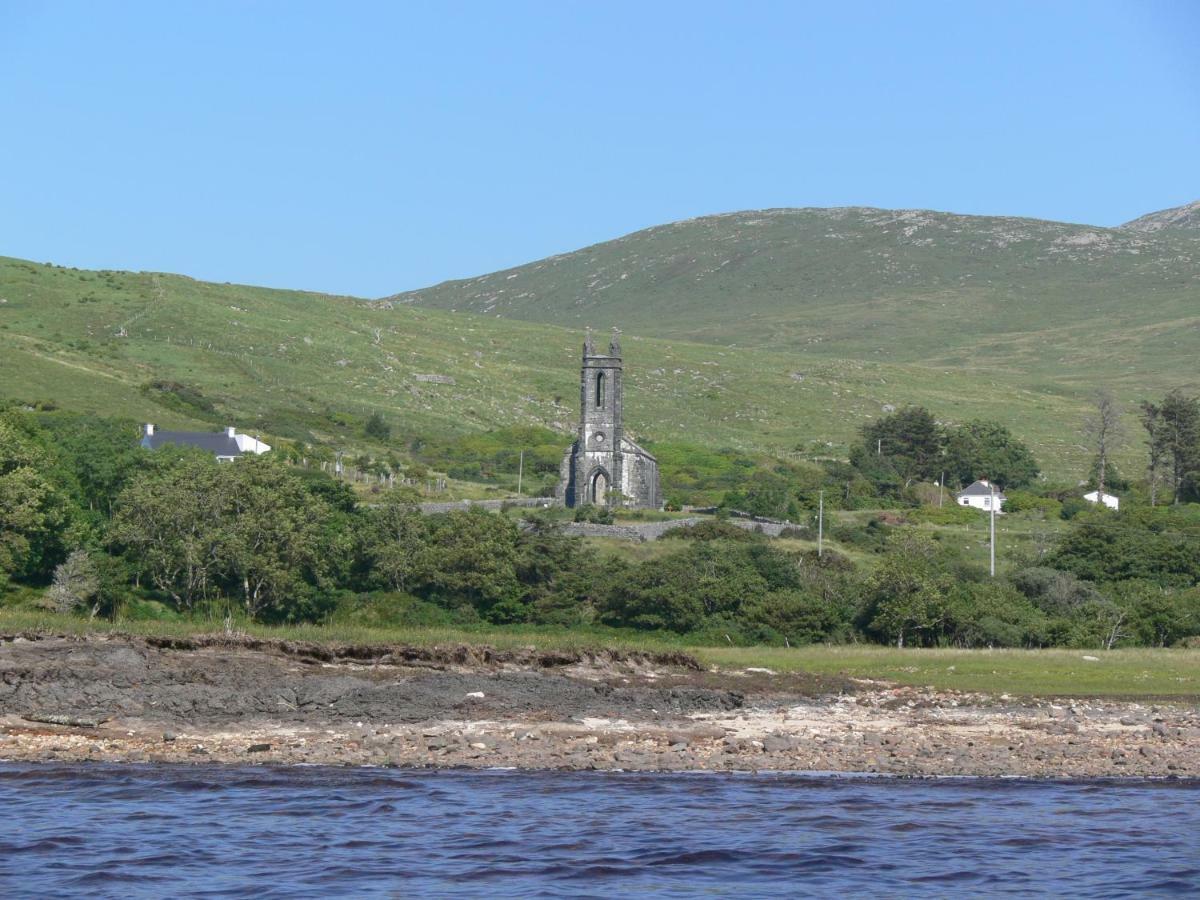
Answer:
[142, 430, 243, 456]
[957, 480, 1006, 498]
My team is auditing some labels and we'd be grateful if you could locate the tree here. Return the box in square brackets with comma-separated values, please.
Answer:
[47, 549, 100, 615]
[1083, 388, 1123, 497]
[943, 420, 1039, 489]
[109, 454, 231, 607]
[1048, 508, 1200, 588]
[109, 454, 342, 618]
[418, 508, 523, 621]
[358, 488, 429, 593]
[222, 457, 338, 620]
[1140, 391, 1200, 505]
[855, 406, 943, 488]
[859, 535, 953, 647]
[0, 417, 71, 585]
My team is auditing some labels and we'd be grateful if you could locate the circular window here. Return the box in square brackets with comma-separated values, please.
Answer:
[593, 432, 605, 444]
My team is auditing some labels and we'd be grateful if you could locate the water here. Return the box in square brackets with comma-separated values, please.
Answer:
[1, 764, 1198, 898]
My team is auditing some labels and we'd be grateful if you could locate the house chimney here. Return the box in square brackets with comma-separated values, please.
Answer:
[144, 423, 154, 436]
[226, 426, 237, 438]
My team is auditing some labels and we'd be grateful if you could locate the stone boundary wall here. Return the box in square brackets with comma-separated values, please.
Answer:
[560, 517, 794, 542]
[417, 497, 557, 515]
[409, 500, 800, 543]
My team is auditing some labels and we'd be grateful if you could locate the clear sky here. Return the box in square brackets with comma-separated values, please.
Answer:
[2, 1, 1198, 297]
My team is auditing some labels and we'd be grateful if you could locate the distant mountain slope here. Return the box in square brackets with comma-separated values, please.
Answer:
[388, 206, 1200, 385]
[0, 254, 1140, 481]
[1121, 200, 1200, 234]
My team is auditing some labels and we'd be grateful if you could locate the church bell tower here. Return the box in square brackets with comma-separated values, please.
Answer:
[574, 328, 624, 505]
[557, 327, 661, 509]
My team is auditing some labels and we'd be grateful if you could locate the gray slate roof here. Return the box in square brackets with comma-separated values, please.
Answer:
[142, 430, 243, 456]
[957, 480, 1006, 498]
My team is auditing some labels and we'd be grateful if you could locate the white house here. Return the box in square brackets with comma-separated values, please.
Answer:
[1083, 489, 1119, 510]
[956, 478, 1005, 512]
[141, 424, 271, 462]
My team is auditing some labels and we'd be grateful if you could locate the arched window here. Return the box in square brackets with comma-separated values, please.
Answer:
[595, 372, 606, 408]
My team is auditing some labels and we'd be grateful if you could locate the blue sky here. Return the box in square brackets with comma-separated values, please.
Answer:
[2, 1, 1197, 296]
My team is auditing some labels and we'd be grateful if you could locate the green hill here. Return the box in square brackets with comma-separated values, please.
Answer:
[390, 203, 1200, 396]
[5, 200, 1198, 484]
[0, 253, 1120, 482]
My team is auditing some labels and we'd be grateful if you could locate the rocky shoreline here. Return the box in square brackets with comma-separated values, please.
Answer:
[1, 633, 1197, 777]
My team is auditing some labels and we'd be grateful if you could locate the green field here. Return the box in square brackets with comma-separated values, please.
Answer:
[1, 611, 1194, 700]
[697, 645, 1200, 699]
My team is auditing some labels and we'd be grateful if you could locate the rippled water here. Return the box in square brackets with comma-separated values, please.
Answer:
[2, 764, 1198, 897]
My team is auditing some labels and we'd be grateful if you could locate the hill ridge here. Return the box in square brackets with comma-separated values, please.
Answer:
[385, 205, 1200, 382]
[1121, 199, 1200, 233]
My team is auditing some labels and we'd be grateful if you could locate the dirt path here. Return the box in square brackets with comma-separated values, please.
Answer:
[1, 634, 1196, 777]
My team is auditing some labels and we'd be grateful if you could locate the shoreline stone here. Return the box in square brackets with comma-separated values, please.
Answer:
[0, 634, 1197, 778]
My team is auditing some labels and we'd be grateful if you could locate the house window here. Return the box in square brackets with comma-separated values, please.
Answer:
[595, 372, 606, 408]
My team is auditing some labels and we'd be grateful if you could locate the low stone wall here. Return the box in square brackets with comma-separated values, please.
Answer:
[561, 516, 794, 542]
[417, 497, 558, 515]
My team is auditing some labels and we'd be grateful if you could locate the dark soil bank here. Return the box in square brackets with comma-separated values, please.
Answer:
[0, 635, 742, 725]
[1, 634, 1198, 777]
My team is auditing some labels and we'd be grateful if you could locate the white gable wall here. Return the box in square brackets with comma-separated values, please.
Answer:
[1083, 490, 1119, 510]
[959, 493, 1005, 511]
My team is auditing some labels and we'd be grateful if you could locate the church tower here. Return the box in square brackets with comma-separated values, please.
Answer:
[575, 329, 625, 504]
[558, 329, 661, 508]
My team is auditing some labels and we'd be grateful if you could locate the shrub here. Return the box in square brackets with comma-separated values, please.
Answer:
[662, 520, 758, 541]
[907, 504, 977, 526]
[331, 592, 468, 628]
[1060, 498, 1090, 520]
[831, 518, 891, 552]
[1010, 566, 1102, 615]
[741, 588, 852, 645]
[364, 412, 391, 441]
[573, 505, 613, 525]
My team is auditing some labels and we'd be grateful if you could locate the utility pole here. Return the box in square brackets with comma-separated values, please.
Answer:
[989, 482, 996, 577]
[939, 471, 945, 508]
[877, 438, 882, 456]
[517, 449, 524, 497]
[818, 490, 824, 558]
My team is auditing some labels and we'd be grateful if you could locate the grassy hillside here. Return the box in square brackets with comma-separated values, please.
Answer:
[391, 204, 1200, 399]
[0, 254, 1126, 480]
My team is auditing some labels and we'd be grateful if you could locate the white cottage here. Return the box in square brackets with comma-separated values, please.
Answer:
[1083, 490, 1119, 510]
[956, 479, 1005, 512]
[141, 424, 271, 462]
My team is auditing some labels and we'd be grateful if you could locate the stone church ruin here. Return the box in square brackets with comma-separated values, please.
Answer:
[557, 329, 662, 509]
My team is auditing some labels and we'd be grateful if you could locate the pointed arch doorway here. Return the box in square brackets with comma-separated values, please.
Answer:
[590, 469, 609, 505]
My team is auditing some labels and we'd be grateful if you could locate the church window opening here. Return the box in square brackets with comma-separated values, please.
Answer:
[595, 372, 606, 408]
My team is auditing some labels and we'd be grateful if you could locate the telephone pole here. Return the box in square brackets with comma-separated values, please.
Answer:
[517, 450, 525, 497]
[989, 482, 996, 577]
[818, 490, 824, 558]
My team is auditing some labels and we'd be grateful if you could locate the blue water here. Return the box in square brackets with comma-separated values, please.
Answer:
[1, 765, 1198, 898]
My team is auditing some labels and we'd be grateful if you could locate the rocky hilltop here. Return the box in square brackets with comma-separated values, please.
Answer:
[1121, 199, 1200, 234]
